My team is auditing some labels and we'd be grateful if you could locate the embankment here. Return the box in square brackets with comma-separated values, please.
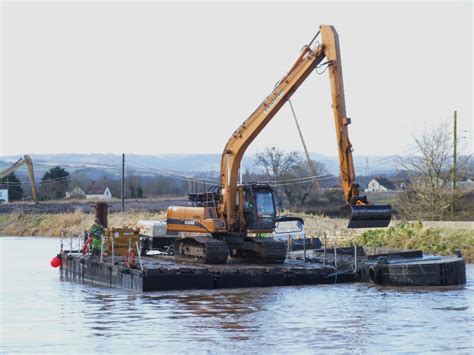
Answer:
[1, 211, 472, 262]
[0, 211, 166, 237]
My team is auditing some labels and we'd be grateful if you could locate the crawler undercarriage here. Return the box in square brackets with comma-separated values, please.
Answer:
[173, 235, 287, 264]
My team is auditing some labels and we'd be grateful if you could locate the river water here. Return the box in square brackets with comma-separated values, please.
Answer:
[1, 237, 473, 354]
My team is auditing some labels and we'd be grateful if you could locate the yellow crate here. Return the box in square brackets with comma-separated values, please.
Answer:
[104, 227, 140, 256]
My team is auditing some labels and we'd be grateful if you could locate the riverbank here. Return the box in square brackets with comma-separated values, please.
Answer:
[1, 211, 472, 262]
[0, 210, 166, 237]
[0, 211, 348, 238]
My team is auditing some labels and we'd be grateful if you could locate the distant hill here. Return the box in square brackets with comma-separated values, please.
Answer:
[0, 152, 399, 179]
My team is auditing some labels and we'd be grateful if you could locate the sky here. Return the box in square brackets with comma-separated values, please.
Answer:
[1, 1, 472, 158]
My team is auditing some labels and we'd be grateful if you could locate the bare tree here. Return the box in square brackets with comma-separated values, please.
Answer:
[281, 159, 327, 208]
[255, 147, 300, 181]
[397, 122, 468, 220]
[254, 147, 300, 206]
[254, 146, 326, 208]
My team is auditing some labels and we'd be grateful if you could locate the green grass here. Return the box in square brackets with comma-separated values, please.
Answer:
[352, 222, 474, 262]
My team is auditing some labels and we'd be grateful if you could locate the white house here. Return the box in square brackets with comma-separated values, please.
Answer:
[0, 189, 9, 203]
[85, 185, 112, 201]
[65, 186, 86, 199]
[365, 178, 397, 192]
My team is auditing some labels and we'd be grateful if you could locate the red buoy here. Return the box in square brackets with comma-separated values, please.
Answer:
[50, 255, 62, 268]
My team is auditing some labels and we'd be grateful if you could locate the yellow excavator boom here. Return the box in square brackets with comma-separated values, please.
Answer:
[219, 25, 391, 229]
[0, 155, 37, 202]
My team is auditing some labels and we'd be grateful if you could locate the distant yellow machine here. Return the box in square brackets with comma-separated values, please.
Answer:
[167, 25, 392, 264]
[0, 155, 37, 202]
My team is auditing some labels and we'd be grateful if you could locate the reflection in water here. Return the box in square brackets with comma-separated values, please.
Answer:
[1, 237, 473, 353]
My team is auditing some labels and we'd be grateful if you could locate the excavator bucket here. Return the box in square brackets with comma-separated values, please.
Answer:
[348, 204, 392, 228]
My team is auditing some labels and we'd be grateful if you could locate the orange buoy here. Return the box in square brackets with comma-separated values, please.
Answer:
[50, 255, 62, 268]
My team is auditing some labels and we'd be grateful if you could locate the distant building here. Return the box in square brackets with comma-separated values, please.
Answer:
[65, 186, 86, 199]
[86, 184, 112, 201]
[0, 189, 9, 203]
[365, 178, 396, 192]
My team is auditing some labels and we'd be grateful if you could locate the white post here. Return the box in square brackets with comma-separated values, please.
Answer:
[69, 234, 73, 256]
[77, 234, 81, 254]
[136, 241, 144, 272]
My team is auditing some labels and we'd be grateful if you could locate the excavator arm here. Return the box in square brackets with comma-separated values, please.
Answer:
[0, 155, 38, 202]
[219, 41, 325, 228]
[220, 25, 391, 229]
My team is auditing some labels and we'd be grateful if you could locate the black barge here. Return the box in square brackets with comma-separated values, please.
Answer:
[59, 248, 466, 292]
[59, 253, 355, 292]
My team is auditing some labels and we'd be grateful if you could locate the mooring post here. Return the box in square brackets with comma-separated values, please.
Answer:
[303, 233, 307, 262]
[354, 244, 358, 272]
[323, 238, 326, 265]
[100, 234, 104, 263]
[288, 236, 291, 257]
[77, 234, 81, 254]
[69, 234, 73, 256]
[334, 241, 338, 267]
[111, 234, 115, 265]
[136, 241, 144, 272]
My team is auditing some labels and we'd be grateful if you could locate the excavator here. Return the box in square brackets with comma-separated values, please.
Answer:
[0, 155, 38, 202]
[166, 25, 392, 264]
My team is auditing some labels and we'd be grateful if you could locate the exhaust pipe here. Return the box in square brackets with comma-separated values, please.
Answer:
[347, 204, 392, 229]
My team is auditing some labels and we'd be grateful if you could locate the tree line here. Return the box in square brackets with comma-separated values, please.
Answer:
[1, 120, 472, 220]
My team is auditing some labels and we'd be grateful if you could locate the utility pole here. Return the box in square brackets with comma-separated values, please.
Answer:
[288, 99, 319, 189]
[451, 111, 457, 220]
[121, 153, 125, 212]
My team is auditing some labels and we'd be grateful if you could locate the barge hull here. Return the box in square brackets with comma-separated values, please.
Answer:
[60, 254, 354, 292]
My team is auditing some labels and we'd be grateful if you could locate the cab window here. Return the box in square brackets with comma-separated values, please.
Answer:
[255, 191, 275, 218]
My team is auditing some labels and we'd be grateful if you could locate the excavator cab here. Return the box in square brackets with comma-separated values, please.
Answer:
[238, 183, 277, 233]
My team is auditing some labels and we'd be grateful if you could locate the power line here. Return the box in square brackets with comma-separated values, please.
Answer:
[125, 157, 219, 183]
[270, 174, 337, 187]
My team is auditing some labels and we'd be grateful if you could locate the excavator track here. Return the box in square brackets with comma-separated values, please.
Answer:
[173, 236, 229, 264]
[226, 237, 287, 264]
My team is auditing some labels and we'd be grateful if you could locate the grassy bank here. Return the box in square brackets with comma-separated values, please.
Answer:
[351, 222, 474, 263]
[1, 211, 472, 262]
[0, 210, 166, 237]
